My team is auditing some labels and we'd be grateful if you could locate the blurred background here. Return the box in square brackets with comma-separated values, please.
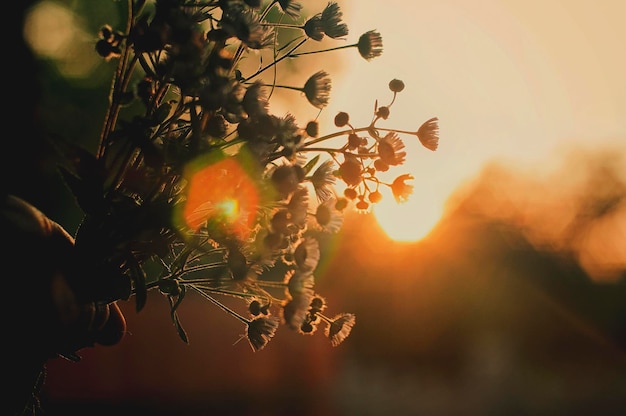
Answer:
[16, 0, 626, 415]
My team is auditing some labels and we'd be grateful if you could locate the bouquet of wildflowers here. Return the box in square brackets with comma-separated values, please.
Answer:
[60, 0, 439, 353]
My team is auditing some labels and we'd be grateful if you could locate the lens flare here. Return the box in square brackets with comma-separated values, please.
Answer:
[181, 155, 260, 240]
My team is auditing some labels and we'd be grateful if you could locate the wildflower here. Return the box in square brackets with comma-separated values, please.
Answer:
[66, 0, 442, 366]
[270, 72, 331, 109]
[277, 0, 303, 19]
[377, 132, 406, 166]
[274, 113, 302, 151]
[237, 115, 280, 160]
[290, 30, 383, 61]
[293, 236, 320, 272]
[323, 313, 356, 347]
[203, 114, 229, 139]
[286, 269, 316, 296]
[320, 2, 349, 39]
[282, 288, 315, 330]
[302, 71, 332, 109]
[287, 186, 310, 229]
[309, 159, 336, 202]
[347, 133, 362, 151]
[242, 81, 270, 117]
[391, 174, 414, 203]
[417, 117, 439, 151]
[270, 209, 291, 234]
[270, 164, 305, 197]
[193, 288, 279, 352]
[357, 30, 383, 60]
[222, 79, 248, 119]
[337, 154, 362, 187]
[247, 316, 280, 351]
[303, 15, 325, 41]
[314, 198, 344, 233]
[221, 7, 275, 50]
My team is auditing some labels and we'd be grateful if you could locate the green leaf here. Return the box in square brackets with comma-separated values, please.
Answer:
[303, 154, 320, 175]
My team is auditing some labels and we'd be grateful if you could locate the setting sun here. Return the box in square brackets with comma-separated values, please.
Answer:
[372, 195, 444, 242]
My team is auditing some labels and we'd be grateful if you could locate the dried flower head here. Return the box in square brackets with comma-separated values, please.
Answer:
[293, 237, 321, 272]
[242, 81, 270, 117]
[338, 154, 363, 187]
[277, 0, 303, 19]
[309, 159, 336, 201]
[303, 70, 332, 109]
[324, 313, 356, 347]
[391, 174, 415, 203]
[247, 316, 280, 351]
[303, 14, 325, 41]
[283, 286, 315, 330]
[221, 7, 275, 50]
[314, 198, 344, 232]
[321, 2, 349, 39]
[378, 132, 406, 166]
[357, 30, 383, 60]
[417, 117, 440, 151]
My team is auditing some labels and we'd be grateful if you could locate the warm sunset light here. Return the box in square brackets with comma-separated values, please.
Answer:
[330, 0, 626, 242]
[19, 1, 626, 415]
[372, 195, 444, 242]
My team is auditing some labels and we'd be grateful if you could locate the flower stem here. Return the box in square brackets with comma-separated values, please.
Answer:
[289, 43, 356, 58]
[190, 285, 250, 324]
[304, 125, 418, 149]
[98, 0, 136, 159]
[243, 37, 308, 81]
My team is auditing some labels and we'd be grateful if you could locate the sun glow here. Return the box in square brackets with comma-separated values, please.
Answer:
[373, 195, 445, 242]
[330, 0, 626, 243]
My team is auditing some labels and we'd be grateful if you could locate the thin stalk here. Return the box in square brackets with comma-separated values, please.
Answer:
[98, 0, 136, 158]
[259, 0, 279, 21]
[289, 43, 356, 58]
[304, 126, 418, 148]
[190, 285, 250, 324]
[260, 23, 303, 29]
[242, 37, 308, 81]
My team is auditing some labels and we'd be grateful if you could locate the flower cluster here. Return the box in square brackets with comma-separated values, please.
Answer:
[61, 0, 439, 352]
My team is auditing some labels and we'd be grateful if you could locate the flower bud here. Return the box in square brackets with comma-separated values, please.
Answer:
[389, 79, 405, 92]
[334, 111, 350, 127]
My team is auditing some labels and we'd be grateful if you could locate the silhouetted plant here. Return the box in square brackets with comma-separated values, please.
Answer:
[60, 0, 439, 352]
